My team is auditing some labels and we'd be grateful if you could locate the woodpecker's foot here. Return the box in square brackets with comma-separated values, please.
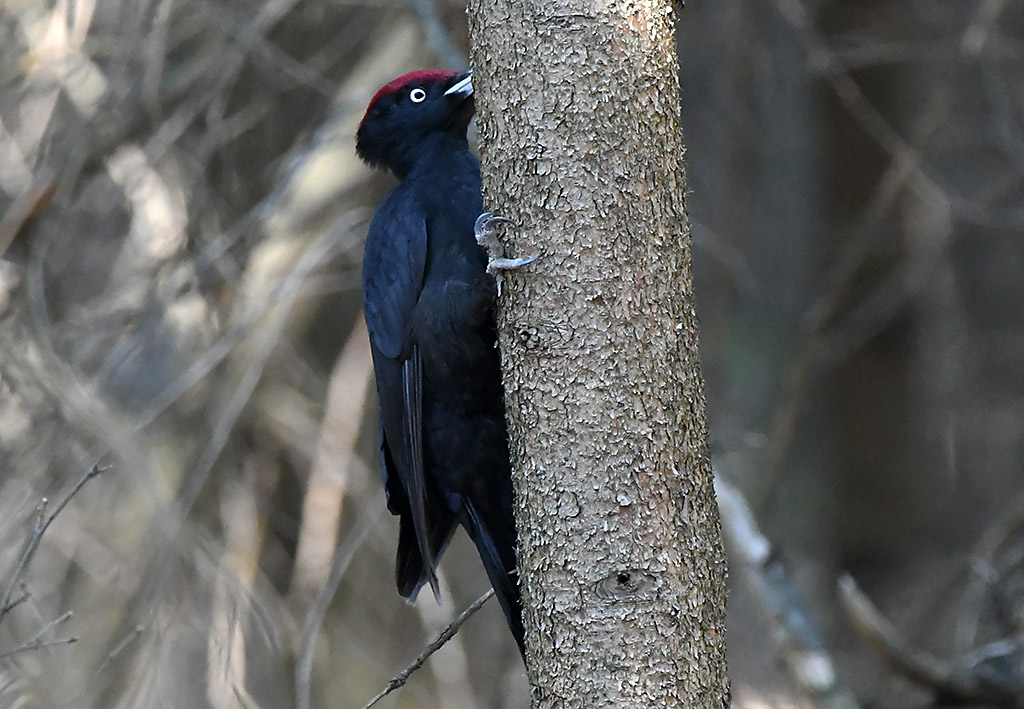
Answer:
[474, 212, 540, 276]
[487, 254, 541, 273]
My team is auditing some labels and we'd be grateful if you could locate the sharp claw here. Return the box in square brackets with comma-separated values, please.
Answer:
[473, 212, 492, 236]
[474, 212, 516, 241]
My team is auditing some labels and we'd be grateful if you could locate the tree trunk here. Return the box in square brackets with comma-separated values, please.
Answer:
[465, 2, 730, 706]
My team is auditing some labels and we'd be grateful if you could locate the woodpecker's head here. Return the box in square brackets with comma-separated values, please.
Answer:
[356, 70, 474, 176]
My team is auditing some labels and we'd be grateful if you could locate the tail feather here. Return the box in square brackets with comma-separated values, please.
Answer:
[396, 510, 457, 601]
[463, 498, 525, 657]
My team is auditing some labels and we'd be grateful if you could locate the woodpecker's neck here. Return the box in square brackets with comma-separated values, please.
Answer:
[392, 131, 470, 180]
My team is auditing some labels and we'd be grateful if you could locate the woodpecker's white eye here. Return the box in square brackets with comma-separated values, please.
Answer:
[409, 88, 427, 103]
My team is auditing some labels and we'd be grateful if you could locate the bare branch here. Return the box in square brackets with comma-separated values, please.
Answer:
[0, 610, 76, 660]
[359, 588, 496, 709]
[92, 624, 146, 678]
[1, 463, 109, 619]
[177, 218, 354, 515]
[289, 317, 374, 604]
[772, 0, 1024, 231]
[0, 636, 79, 661]
[716, 475, 861, 709]
[838, 574, 1024, 706]
[954, 495, 1024, 653]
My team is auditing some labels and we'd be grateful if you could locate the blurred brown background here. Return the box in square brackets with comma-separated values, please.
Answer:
[0, 1, 1021, 707]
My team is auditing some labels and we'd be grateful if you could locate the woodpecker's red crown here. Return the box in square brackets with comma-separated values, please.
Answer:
[362, 69, 459, 121]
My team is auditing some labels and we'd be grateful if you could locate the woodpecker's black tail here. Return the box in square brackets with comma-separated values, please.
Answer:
[463, 497, 525, 659]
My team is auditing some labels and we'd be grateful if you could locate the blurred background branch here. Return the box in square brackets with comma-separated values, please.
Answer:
[0, 0, 1021, 707]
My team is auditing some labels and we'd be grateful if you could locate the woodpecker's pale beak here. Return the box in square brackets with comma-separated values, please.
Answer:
[444, 71, 473, 97]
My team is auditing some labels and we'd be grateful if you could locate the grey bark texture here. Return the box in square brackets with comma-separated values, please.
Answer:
[465, 1, 731, 707]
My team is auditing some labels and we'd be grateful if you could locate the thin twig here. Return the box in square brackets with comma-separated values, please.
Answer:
[0, 637, 79, 661]
[0, 610, 76, 660]
[2, 591, 28, 615]
[93, 624, 146, 677]
[0, 464, 109, 618]
[359, 588, 496, 709]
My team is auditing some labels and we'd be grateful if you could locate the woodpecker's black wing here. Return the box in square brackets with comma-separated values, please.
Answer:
[362, 189, 426, 361]
[362, 191, 453, 599]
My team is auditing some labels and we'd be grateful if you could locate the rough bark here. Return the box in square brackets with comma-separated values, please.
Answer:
[466, 1, 730, 706]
